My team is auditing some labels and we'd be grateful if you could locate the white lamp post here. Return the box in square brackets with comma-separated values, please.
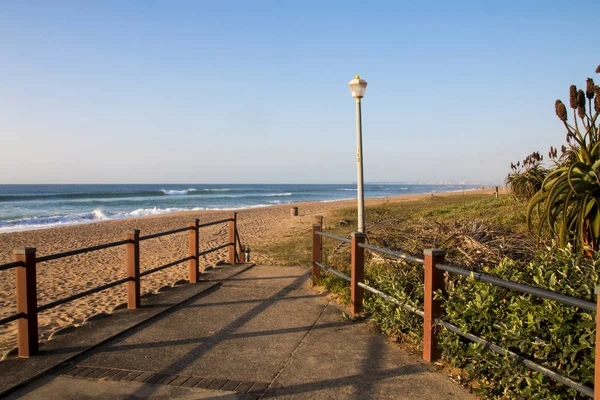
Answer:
[348, 75, 368, 233]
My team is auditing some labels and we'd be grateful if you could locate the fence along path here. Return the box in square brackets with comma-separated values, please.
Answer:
[311, 216, 597, 399]
[0, 212, 246, 359]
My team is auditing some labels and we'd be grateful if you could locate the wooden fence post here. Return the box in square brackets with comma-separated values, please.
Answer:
[228, 213, 237, 265]
[14, 248, 38, 357]
[125, 230, 141, 309]
[595, 286, 600, 398]
[351, 232, 365, 316]
[312, 222, 322, 286]
[189, 219, 199, 283]
[314, 215, 323, 227]
[423, 248, 446, 362]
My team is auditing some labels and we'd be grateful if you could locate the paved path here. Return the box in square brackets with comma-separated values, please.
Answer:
[7, 265, 476, 399]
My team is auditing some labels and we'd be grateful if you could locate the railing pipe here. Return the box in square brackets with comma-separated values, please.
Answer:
[36, 239, 131, 263]
[198, 218, 230, 229]
[423, 248, 445, 362]
[438, 319, 593, 398]
[308, 219, 597, 395]
[315, 231, 351, 244]
[437, 263, 596, 312]
[125, 229, 141, 309]
[14, 248, 38, 357]
[189, 219, 199, 283]
[312, 223, 322, 286]
[0, 216, 241, 359]
[0, 313, 25, 326]
[198, 243, 230, 257]
[139, 226, 191, 241]
[358, 242, 425, 265]
[38, 277, 132, 312]
[0, 260, 24, 271]
[314, 262, 350, 282]
[139, 256, 193, 278]
[357, 281, 424, 317]
[351, 232, 365, 316]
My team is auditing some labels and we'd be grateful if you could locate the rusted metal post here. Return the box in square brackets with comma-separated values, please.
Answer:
[595, 286, 600, 398]
[311, 222, 322, 286]
[125, 229, 141, 309]
[228, 213, 237, 265]
[423, 248, 446, 362]
[351, 232, 365, 316]
[189, 219, 199, 283]
[14, 248, 38, 357]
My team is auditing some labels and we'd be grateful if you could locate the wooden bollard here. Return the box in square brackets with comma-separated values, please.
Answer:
[312, 222, 322, 286]
[228, 213, 237, 265]
[423, 248, 446, 362]
[125, 230, 141, 309]
[14, 248, 38, 357]
[291, 207, 298, 216]
[350, 232, 365, 317]
[188, 219, 199, 283]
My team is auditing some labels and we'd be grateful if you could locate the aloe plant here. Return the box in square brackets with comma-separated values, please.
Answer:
[506, 152, 548, 202]
[528, 64, 600, 252]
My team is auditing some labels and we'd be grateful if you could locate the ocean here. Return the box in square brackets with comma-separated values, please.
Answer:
[0, 184, 481, 233]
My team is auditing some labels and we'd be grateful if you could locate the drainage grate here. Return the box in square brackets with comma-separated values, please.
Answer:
[60, 365, 269, 396]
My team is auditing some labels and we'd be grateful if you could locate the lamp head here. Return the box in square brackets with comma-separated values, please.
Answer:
[348, 75, 368, 99]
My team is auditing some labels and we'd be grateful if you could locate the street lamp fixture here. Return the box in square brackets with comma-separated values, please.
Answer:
[348, 75, 367, 233]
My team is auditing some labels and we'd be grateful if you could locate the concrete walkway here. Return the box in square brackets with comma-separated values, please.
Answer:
[6, 265, 476, 399]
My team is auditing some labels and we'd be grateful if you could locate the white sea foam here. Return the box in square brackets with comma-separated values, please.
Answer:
[263, 192, 292, 197]
[117, 207, 202, 218]
[320, 198, 353, 202]
[337, 188, 357, 191]
[161, 189, 190, 195]
[0, 209, 110, 233]
[201, 188, 231, 192]
[0, 203, 277, 233]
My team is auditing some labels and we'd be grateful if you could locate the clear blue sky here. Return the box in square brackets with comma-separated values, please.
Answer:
[0, 1, 597, 184]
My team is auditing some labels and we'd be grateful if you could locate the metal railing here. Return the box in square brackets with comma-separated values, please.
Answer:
[0, 212, 245, 358]
[310, 218, 597, 398]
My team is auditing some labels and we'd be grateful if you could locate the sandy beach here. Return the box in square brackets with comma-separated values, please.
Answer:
[0, 189, 495, 354]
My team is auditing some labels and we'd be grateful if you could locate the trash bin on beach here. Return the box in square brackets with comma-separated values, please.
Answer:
[291, 207, 298, 216]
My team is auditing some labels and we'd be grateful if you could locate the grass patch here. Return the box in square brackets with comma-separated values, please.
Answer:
[262, 193, 532, 270]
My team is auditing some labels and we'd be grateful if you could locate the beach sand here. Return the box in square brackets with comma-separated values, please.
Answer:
[0, 188, 496, 354]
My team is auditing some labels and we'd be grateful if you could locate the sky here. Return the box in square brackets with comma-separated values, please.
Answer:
[0, 1, 598, 185]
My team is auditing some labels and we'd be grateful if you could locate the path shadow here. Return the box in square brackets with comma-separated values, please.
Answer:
[263, 363, 430, 398]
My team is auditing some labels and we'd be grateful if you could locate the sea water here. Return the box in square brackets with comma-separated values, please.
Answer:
[0, 184, 481, 233]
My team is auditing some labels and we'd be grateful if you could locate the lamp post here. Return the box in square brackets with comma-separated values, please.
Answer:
[348, 75, 368, 233]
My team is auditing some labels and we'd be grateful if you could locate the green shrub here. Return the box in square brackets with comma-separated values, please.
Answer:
[440, 244, 598, 398]
[364, 262, 424, 343]
[320, 245, 599, 398]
